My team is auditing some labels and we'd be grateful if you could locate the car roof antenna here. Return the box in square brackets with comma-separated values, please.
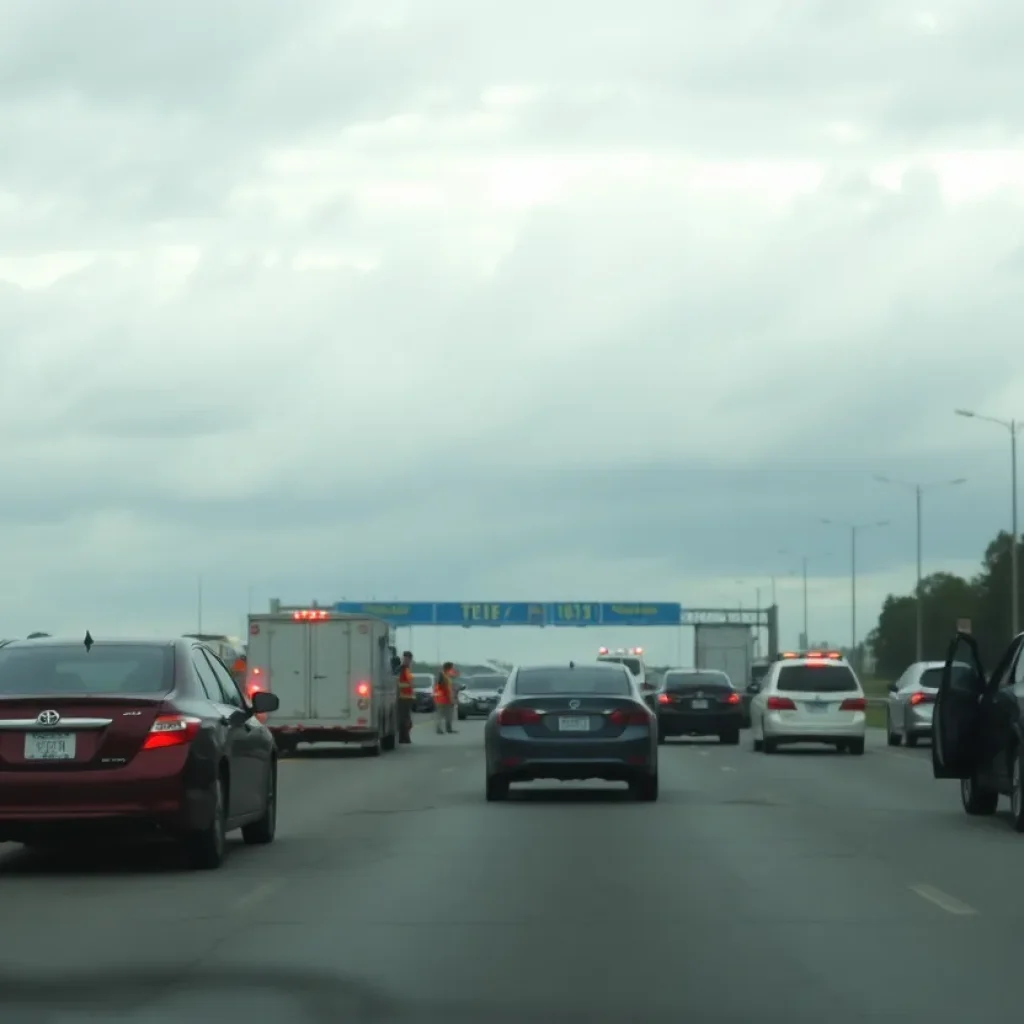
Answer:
[84, 630, 94, 652]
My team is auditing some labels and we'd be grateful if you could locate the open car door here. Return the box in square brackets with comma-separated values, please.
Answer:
[932, 631, 986, 779]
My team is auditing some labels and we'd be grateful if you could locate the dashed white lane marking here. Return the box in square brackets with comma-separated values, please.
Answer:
[441, 766, 455, 773]
[721, 766, 736, 772]
[910, 884, 977, 916]
[232, 880, 281, 913]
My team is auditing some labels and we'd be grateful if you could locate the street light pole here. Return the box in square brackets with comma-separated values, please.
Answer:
[802, 556, 808, 644]
[955, 409, 1022, 637]
[820, 519, 889, 672]
[873, 475, 966, 661]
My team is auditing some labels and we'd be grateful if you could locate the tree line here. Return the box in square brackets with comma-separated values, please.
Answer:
[868, 530, 1023, 679]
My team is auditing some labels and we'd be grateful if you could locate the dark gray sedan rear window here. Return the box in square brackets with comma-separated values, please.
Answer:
[664, 672, 733, 693]
[515, 667, 631, 695]
[0, 644, 174, 696]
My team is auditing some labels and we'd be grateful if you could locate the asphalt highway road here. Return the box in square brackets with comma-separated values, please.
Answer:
[0, 724, 1020, 1023]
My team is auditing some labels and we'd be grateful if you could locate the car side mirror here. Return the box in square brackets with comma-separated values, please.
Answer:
[887, 682, 899, 693]
[250, 691, 280, 715]
[746, 683, 760, 695]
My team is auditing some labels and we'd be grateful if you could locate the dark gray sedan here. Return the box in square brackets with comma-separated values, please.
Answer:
[457, 673, 506, 719]
[483, 662, 658, 802]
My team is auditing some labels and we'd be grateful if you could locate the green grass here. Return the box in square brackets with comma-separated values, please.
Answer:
[865, 705, 886, 730]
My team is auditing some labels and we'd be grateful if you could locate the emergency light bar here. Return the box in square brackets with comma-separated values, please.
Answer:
[778, 650, 842, 661]
[598, 647, 609, 655]
[292, 609, 330, 621]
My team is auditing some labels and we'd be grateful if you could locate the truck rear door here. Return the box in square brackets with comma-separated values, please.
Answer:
[311, 619, 355, 720]
[259, 620, 310, 718]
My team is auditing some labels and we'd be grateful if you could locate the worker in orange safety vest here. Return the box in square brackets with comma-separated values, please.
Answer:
[433, 662, 458, 735]
[397, 650, 415, 744]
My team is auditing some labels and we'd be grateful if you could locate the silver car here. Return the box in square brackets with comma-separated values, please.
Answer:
[457, 673, 505, 719]
[483, 662, 659, 801]
[885, 660, 971, 747]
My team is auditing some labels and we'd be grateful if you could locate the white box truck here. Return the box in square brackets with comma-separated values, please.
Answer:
[245, 608, 398, 756]
[694, 624, 753, 689]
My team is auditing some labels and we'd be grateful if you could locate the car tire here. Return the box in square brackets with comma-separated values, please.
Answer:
[275, 738, 296, 759]
[763, 736, 778, 754]
[886, 711, 902, 747]
[184, 775, 227, 870]
[752, 734, 763, 751]
[905, 733, 918, 748]
[458, 710, 467, 721]
[631, 774, 659, 802]
[242, 761, 277, 845]
[486, 774, 510, 802]
[848, 738, 865, 756]
[961, 774, 999, 816]
[1009, 750, 1024, 831]
[720, 730, 740, 746]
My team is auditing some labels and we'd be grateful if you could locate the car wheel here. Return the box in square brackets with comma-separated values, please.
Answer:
[720, 730, 740, 746]
[763, 736, 778, 754]
[242, 761, 278, 845]
[184, 775, 227, 870]
[630, 774, 659, 802]
[275, 737, 296, 759]
[486, 774, 510, 802]
[848, 738, 865, 756]
[961, 774, 999, 816]
[1010, 751, 1024, 831]
[458, 710, 467, 721]
[905, 733, 918, 749]
[886, 711, 902, 747]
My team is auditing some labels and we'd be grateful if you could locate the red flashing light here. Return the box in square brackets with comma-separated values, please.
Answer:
[355, 681, 370, 697]
[909, 691, 935, 706]
[598, 647, 609, 655]
[780, 652, 798, 659]
[498, 707, 542, 726]
[293, 609, 330, 621]
[631, 647, 644, 655]
[657, 692, 671, 704]
[766, 696, 796, 711]
[141, 714, 201, 751]
[840, 697, 866, 712]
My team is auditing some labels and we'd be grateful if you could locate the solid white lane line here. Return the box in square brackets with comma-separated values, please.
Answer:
[910, 884, 977, 916]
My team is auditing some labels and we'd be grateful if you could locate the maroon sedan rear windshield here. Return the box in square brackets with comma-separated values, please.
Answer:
[0, 644, 174, 696]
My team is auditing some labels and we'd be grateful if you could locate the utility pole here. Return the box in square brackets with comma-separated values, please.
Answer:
[874, 475, 965, 661]
[820, 519, 889, 673]
[956, 410, 1022, 638]
[197, 575, 203, 634]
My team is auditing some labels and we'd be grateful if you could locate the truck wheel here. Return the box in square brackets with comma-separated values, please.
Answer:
[381, 711, 396, 751]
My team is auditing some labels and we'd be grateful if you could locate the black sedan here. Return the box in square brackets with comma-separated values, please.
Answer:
[654, 668, 742, 744]
[483, 662, 658, 802]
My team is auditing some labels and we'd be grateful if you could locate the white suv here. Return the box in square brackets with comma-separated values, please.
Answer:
[748, 651, 867, 755]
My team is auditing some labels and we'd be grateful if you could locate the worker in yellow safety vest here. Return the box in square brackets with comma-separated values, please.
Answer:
[433, 662, 458, 735]
[397, 650, 415, 744]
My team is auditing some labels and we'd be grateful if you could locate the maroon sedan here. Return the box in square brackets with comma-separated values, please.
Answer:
[0, 634, 280, 869]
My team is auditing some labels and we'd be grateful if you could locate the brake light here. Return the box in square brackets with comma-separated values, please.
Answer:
[766, 696, 796, 711]
[909, 691, 934, 706]
[609, 708, 650, 726]
[839, 697, 866, 711]
[141, 715, 201, 750]
[720, 692, 741, 705]
[355, 681, 370, 697]
[657, 692, 671, 704]
[498, 707, 542, 726]
[293, 609, 329, 620]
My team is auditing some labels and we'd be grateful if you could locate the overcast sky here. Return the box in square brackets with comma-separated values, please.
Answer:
[0, 0, 1021, 665]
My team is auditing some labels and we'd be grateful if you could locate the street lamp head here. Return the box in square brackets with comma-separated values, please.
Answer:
[949, 477, 967, 487]
[873, 475, 892, 485]
[876, 519, 891, 527]
[955, 409, 975, 419]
